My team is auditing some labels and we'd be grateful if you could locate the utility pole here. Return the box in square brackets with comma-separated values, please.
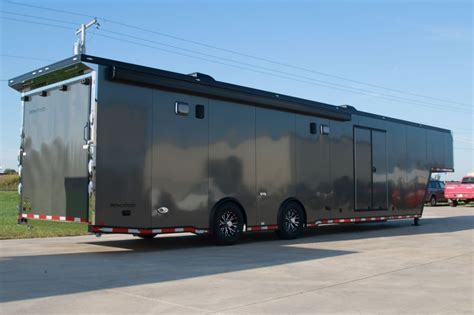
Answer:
[74, 18, 100, 55]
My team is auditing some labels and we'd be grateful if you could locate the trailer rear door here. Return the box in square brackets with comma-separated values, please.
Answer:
[20, 79, 91, 222]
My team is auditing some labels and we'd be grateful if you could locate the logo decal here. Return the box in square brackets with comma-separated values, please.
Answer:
[152, 207, 169, 216]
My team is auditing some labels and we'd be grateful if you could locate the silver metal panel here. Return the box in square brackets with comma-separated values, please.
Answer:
[384, 121, 407, 211]
[21, 80, 90, 219]
[372, 130, 388, 210]
[95, 72, 153, 228]
[329, 120, 354, 214]
[405, 126, 429, 212]
[295, 115, 330, 221]
[256, 107, 296, 225]
[444, 132, 454, 168]
[354, 127, 372, 210]
[151, 90, 209, 228]
[426, 129, 445, 168]
[209, 100, 257, 226]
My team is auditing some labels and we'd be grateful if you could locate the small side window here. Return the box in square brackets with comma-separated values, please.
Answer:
[309, 123, 317, 134]
[175, 102, 189, 116]
[321, 124, 330, 135]
[195, 104, 205, 119]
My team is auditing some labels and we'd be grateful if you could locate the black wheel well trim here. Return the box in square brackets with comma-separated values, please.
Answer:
[209, 197, 247, 231]
[278, 197, 307, 226]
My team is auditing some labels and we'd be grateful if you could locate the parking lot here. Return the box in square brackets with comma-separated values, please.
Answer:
[1, 205, 472, 314]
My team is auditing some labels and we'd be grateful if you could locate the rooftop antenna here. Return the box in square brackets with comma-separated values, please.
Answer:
[74, 18, 100, 55]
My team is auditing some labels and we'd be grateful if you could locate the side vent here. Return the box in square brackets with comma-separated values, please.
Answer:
[195, 104, 205, 119]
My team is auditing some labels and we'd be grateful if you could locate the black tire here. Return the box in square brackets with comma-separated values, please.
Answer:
[430, 196, 437, 207]
[449, 200, 458, 207]
[137, 234, 157, 240]
[212, 202, 244, 245]
[276, 201, 305, 240]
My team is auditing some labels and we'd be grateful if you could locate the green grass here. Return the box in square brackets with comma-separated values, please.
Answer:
[0, 191, 88, 239]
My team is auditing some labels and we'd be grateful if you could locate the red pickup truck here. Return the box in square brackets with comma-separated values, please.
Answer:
[444, 175, 474, 207]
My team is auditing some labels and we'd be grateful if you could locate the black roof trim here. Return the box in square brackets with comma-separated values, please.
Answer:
[108, 66, 351, 121]
[8, 54, 451, 132]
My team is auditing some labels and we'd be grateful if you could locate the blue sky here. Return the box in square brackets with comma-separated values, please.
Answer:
[1, 0, 472, 179]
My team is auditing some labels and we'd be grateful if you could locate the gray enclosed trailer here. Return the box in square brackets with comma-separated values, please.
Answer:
[9, 55, 454, 244]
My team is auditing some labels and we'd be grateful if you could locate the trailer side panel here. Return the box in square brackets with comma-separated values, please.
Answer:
[209, 99, 257, 226]
[95, 71, 153, 228]
[256, 107, 296, 225]
[151, 90, 209, 228]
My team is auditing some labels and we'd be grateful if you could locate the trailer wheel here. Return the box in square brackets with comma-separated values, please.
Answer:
[276, 201, 304, 240]
[212, 202, 244, 245]
[137, 234, 157, 240]
[429, 196, 437, 207]
[449, 200, 458, 207]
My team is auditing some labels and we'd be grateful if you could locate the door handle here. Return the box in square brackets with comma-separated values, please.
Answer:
[83, 121, 90, 142]
[372, 166, 377, 173]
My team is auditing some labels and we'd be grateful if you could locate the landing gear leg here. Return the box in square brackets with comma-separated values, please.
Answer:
[413, 217, 420, 226]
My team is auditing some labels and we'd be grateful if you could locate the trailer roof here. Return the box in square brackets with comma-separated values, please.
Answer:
[8, 54, 450, 132]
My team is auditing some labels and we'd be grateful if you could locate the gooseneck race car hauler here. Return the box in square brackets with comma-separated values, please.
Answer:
[9, 55, 454, 244]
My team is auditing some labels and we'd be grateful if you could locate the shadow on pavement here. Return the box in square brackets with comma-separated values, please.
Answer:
[0, 215, 472, 303]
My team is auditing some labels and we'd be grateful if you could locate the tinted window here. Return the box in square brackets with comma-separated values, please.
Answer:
[462, 177, 474, 184]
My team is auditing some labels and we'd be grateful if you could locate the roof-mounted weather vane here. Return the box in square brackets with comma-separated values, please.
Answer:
[73, 18, 100, 55]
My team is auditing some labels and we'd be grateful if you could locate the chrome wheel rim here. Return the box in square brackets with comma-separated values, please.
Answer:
[219, 210, 238, 237]
[284, 209, 300, 233]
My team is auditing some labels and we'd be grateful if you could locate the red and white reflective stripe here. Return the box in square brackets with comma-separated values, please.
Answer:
[91, 226, 209, 235]
[90, 214, 420, 235]
[246, 224, 278, 232]
[20, 213, 88, 223]
[314, 214, 420, 226]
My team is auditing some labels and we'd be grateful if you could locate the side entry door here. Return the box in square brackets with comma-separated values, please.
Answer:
[354, 127, 388, 210]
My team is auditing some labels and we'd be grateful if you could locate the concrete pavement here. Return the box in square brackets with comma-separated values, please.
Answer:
[0, 206, 473, 314]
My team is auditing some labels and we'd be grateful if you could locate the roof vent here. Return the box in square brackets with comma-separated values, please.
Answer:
[188, 72, 215, 83]
[339, 104, 357, 111]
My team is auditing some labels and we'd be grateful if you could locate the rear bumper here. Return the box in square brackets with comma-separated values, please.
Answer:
[19, 213, 89, 223]
[445, 193, 474, 200]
